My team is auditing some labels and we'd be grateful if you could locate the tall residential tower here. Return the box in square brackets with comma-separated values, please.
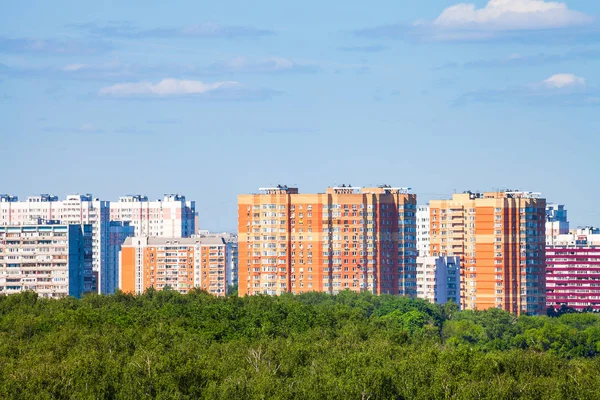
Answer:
[429, 191, 546, 315]
[0, 224, 87, 298]
[416, 205, 430, 257]
[238, 185, 418, 297]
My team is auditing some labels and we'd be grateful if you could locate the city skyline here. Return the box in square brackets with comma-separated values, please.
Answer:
[2, 0, 600, 231]
[0, 186, 588, 231]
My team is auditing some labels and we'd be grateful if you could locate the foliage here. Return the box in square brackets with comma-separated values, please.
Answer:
[1, 290, 600, 399]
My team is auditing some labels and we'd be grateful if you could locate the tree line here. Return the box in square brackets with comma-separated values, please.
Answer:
[1, 290, 600, 399]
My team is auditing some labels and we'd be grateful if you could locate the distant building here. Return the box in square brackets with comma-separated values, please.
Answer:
[546, 204, 569, 246]
[105, 221, 135, 294]
[416, 206, 430, 257]
[238, 185, 417, 296]
[110, 194, 196, 238]
[119, 236, 229, 296]
[430, 190, 546, 315]
[0, 193, 198, 294]
[547, 228, 600, 311]
[195, 231, 238, 288]
[0, 194, 109, 294]
[416, 256, 461, 307]
[0, 224, 87, 298]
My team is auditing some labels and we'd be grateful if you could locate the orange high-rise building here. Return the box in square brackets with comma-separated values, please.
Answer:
[429, 191, 546, 315]
[119, 236, 228, 296]
[238, 185, 418, 296]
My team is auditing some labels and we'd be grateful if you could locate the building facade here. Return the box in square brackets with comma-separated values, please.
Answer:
[104, 221, 135, 294]
[429, 191, 546, 315]
[546, 228, 600, 311]
[416, 256, 461, 307]
[0, 224, 87, 298]
[109, 194, 196, 238]
[416, 205, 430, 257]
[119, 236, 228, 296]
[0, 194, 109, 294]
[196, 231, 238, 288]
[238, 185, 418, 297]
[546, 204, 569, 246]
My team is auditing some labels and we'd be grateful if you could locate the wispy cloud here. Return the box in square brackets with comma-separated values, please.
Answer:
[338, 45, 388, 53]
[62, 64, 87, 71]
[99, 78, 279, 100]
[99, 78, 239, 97]
[0, 62, 137, 81]
[456, 73, 598, 106]
[44, 123, 105, 134]
[0, 36, 113, 55]
[356, 0, 595, 43]
[0, 56, 319, 82]
[205, 57, 319, 74]
[78, 123, 104, 134]
[147, 118, 181, 125]
[462, 49, 600, 68]
[261, 127, 318, 134]
[114, 127, 154, 135]
[69, 21, 274, 39]
[43, 123, 158, 136]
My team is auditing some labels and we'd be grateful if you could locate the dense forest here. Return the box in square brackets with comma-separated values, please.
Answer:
[2, 290, 600, 399]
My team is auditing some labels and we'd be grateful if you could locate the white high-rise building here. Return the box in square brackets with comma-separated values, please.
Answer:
[546, 204, 569, 246]
[416, 256, 460, 307]
[109, 194, 196, 238]
[0, 194, 109, 293]
[416, 206, 430, 257]
[0, 224, 88, 298]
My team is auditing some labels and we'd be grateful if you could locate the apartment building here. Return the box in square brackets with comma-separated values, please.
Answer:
[416, 256, 461, 307]
[547, 228, 600, 311]
[429, 191, 546, 315]
[119, 236, 228, 296]
[0, 224, 87, 298]
[0, 194, 108, 293]
[416, 206, 430, 257]
[196, 231, 238, 288]
[109, 194, 196, 238]
[546, 204, 569, 246]
[238, 185, 417, 297]
[104, 221, 135, 294]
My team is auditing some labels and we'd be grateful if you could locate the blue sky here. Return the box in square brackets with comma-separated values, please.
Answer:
[1, 0, 600, 231]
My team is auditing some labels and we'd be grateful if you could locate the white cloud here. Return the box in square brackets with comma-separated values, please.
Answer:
[99, 78, 240, 97]
[357, 0, 594, 42]
[77, 123, 103, 133]
[223, 57, 294, 72]
[433, 0, 593, 30]
[456, 73, 594, 106]
[209, 57, 318, 74]
[62, 64, 86, 71]
[542, 73, 585, 88]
